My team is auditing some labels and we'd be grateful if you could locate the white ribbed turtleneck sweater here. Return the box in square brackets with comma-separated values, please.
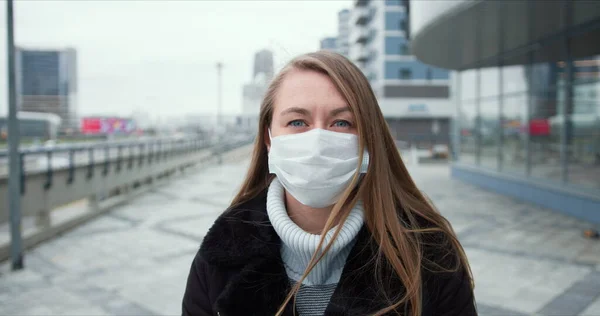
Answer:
[267, 178, 364, 315]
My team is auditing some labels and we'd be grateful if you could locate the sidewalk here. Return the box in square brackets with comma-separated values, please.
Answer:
[1, 158, 599, 315]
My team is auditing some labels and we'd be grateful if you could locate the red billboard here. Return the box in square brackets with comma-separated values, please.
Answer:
[529, 119, 551, 136]
[81, 118, 102, 134]
[81, 117, 137, 135]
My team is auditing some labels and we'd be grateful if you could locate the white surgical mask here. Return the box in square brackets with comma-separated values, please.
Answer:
[268, 128, 369, 208]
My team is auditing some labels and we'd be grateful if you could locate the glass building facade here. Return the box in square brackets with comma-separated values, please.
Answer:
[15, 48, 79, 132]
[320, 37, 337, 51]
[454, 3, 600, 195]
[410, 0, 600, 222]
[19, 51, 64, 96]
[337, 9, 351, 57]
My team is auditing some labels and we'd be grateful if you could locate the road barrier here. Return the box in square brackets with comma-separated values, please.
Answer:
[0, 136, 255, 262]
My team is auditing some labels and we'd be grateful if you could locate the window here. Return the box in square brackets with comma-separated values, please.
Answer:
[426, 69, 432, 81]
[528, 42, 564, 184]
[399, 44, 408, 55]
[400, 69, 411, 79]
[502, 93, 528, 174]
[385, 36, 407, 55]
[459, 100, 478, 165]
[479, 97, 500, 170]
[480, 66, 500, 97]
[460, 69, 478, 101]
[400, 20, 408, 33]
[385, 0, 402, 6]
[386, 12, 405, 31]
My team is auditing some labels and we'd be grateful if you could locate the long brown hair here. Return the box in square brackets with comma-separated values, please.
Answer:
[230, 51, 473, 316]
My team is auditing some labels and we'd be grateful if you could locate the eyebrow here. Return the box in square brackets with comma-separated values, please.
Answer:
[329, 106, 351, 117]
[280, 106, 351, 117]
[280, 107, 310, 116]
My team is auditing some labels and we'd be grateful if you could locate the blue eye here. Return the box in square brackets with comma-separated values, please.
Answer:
[333, 120, 351, 128]
[288, 120, 306, 127]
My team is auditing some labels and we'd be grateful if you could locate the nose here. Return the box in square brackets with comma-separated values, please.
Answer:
[311, 120, 329, 131]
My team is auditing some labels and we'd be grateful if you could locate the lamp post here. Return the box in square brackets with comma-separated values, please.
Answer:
[6, 0, 24, 270]
[216, 62, 223, 164]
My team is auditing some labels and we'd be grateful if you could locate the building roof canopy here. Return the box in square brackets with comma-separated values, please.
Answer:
[410, 0, 600, 70]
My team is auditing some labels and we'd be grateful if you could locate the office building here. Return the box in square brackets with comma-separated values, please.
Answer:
[349, 0, 452, 147]
[15, 47, 78, 133]
[241, 49, 274, 131]
[337, 9, 351, 57]
[410, 0, 600, 222]
[320, 37, 337, 51]
[253, 49, 274, 84]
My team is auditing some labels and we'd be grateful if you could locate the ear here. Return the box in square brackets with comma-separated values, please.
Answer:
[264, 128, 271, 152]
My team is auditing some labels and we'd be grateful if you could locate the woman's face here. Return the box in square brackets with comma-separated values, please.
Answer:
[268, 69, 357, 141]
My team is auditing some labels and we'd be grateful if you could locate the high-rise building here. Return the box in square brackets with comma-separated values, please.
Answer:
[348, 0, 451, 146]
[241, 49, 275, 131]
[337, 9, 351, 57]
[253, 49, 274, 83]
[320, 37, 337, 51]
[15, 47, 78, 133]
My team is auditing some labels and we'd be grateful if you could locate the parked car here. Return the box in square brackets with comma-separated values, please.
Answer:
[431, 144, 449, 159]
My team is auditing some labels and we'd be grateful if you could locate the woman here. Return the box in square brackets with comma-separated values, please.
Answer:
[182, 51, 477, 316]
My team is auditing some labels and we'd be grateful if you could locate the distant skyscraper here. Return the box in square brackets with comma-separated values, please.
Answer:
[253, 49, 274, 83]
[242, 49, 275, 130]
[15, 47, 78, 132]
[337, 9, 351, 57]
[320, 37, 337, 51]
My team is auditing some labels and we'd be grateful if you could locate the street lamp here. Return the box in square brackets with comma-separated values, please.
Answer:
[6, 0, 24, 270]
[216, 62, 223, 164]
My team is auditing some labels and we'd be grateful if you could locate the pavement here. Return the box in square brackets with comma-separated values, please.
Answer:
[1, 157, 600, 315]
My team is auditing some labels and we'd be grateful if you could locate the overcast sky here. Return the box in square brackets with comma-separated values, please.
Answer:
[0, 0, 351, 121]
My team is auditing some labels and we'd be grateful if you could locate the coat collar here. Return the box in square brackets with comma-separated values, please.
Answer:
[199, 190, 410, 316]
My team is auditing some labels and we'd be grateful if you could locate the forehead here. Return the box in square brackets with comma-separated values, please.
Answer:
[273, 69, 347, 114]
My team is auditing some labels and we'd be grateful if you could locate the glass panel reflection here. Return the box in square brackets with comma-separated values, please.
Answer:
[529, 46, 564, 184]
[459, 100, 478, 164]
[502, 93, 528, 174]
[460, 69, 478, 101]
[480, 67, 500, 98]
[568, 55, 600, 190]
[503, 64, 529, 95]
[479, 97, 500, 169]
[530, 86, 563, 183]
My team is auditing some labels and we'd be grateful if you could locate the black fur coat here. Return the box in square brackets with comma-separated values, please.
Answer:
[182, 190, 477, 316]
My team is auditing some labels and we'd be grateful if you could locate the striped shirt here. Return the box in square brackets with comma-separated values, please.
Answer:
[295, 280, 338, 316]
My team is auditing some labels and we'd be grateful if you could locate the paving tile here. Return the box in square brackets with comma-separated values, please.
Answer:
[55, 307, 111, 316]
[17, 305, 55, 316]
[466, 245, 591, 313]
[536, 270, 600, 315]
[477, 303, 526, 316]
[102, 299, 157, 316]
[580, 295, 600, 316]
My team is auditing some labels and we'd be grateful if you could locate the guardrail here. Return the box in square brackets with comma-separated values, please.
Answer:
[0, 135, 255, 227]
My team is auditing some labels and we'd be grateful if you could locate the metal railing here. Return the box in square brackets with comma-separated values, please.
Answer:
[0, 134, 256, 226]
[0, 136, 204, 176]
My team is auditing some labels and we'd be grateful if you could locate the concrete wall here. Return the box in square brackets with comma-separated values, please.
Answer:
[0, 142, 254, 262]
[0, 140, 251, 225]
[452, 164, 600, 225]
